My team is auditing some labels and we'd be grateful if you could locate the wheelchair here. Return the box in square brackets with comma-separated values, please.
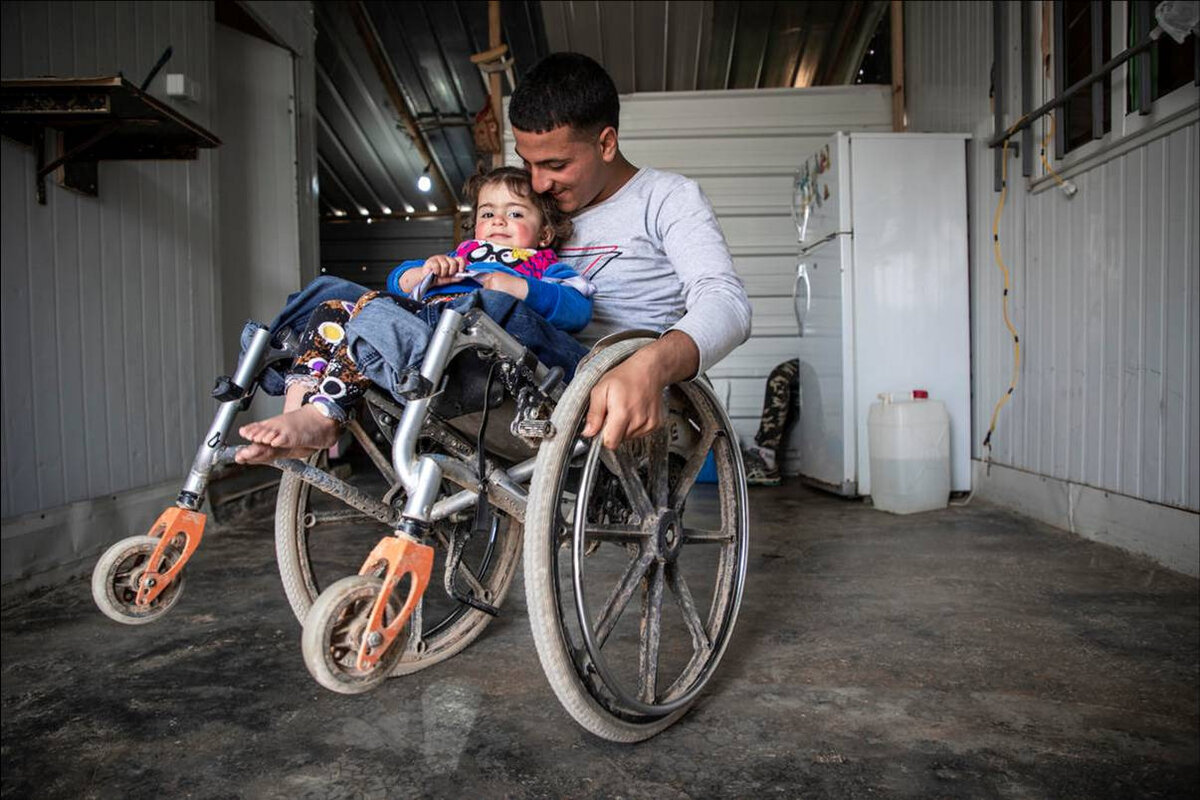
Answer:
[90, 297, 750, 743]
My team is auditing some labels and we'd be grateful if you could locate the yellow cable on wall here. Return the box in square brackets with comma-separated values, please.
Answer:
[981, 134, 1023, 462]
[1039, 113, 1078, 196]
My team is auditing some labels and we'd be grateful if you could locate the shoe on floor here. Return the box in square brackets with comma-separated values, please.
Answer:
[742, 448, 781, 486]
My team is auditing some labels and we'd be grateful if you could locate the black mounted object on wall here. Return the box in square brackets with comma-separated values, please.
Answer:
[0, 75, 220, 205]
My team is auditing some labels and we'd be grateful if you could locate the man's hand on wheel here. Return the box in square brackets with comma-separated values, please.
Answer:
[582, 331, 701, 450]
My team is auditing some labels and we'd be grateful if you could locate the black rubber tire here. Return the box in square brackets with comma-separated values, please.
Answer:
[91, 535, 187, 625]
[273, 452, 332, 622]
[275, 451, 523, 676]
[300, 575, 404, 694]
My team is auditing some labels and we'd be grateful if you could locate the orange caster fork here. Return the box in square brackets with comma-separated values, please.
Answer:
[354, 534, 435, 671]
[135, 507, 207, 606]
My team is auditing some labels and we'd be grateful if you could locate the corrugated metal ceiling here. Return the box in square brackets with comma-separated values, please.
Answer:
[315, 0, 888, 222]
[540, 0, 888, 92]
[315, 0, 549, 219]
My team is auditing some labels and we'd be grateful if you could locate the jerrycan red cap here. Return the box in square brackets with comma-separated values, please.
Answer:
[912, 389, 929, 399]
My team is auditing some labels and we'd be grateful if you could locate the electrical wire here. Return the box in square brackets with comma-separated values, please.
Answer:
[1039, 113, 1071, 189]
[982, 100, 1077, 470]
[981, 134, 1024, 468]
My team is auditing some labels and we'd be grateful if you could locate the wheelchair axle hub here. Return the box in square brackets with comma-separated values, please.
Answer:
[648, 510, 683, 561]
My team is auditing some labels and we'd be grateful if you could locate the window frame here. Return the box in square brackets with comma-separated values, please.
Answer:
[1029, 0, 1199, 188]
[1055, 0, 1114, 155]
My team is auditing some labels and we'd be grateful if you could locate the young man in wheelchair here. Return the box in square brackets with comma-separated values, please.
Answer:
[94, 52, 753, 742]
[244, 51, 752, 452]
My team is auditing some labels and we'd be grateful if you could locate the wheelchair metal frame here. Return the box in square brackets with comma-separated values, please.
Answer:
[176, 303, 570, 533]
[93, 298, 749, 742]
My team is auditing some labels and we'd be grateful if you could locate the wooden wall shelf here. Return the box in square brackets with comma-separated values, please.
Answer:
[0, 76, 221, 204]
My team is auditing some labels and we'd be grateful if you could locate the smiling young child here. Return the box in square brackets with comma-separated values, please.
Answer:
[236, 167, 593, 463]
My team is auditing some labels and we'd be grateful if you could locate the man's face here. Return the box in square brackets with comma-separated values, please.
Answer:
[513, 124, 612, 214]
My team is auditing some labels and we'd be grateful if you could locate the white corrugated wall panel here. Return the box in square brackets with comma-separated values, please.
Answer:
[1, 1, 219, 522]
[616, 88, 893, 459]
[905, 1, 1199, 512]
[509, 86, 892, 461]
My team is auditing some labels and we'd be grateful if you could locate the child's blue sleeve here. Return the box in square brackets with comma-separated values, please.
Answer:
[522, 262, 594, 332]
[386, 259, 427, 296]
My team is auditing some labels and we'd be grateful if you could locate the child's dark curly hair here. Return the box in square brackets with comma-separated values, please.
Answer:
[462, 166, 573, 248]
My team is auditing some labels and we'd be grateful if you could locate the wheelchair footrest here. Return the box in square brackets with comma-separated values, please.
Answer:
[513, 419, 556, 440]
[211, 375, 246, 403]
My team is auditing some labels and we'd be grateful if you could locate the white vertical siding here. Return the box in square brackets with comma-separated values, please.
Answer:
[505, 86, 893, 462]
[905, 1, 1200, 512]
[243, 0, 321, 285]
[1, 1, 219, 520]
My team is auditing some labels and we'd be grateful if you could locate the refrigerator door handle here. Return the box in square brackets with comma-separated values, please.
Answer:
[794, 203, 811, 243]
[793, 262, 812, 335]
[791, 171, 810, 242]
[799, 231, 838, 254]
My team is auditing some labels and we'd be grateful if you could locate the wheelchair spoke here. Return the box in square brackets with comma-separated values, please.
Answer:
[593, 550, 654, 648]
[638, 561, 666, 704]
[670, 428, 717, 512]
[647, 426, 671, 509]
[307, 509, 380, 527]
[583, 524, 646, 543]
[666, 563, 711, 653]
[681, 527, 734, 544]
[600, 447, 654, 520]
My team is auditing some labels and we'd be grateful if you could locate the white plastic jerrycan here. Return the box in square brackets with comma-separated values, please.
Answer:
[867, 390, 950, 514]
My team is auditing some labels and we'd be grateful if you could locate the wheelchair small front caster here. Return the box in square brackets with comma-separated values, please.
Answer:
[301, 575, 406, 694]
[91, 535, 187, 625]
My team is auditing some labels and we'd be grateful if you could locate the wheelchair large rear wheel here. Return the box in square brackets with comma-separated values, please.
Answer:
[524, 339, 750, 742]
[274, 422, 522, 676]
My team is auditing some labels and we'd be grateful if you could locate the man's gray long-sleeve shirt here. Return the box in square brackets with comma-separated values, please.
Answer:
[554, 167, 752, 376]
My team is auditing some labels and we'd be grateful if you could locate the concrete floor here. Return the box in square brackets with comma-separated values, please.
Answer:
[2, 478, 1197, 799]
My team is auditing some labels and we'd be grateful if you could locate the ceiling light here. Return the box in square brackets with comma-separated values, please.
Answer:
[417, 163, 432, 193]
[358, 207, 369, 216]
[381, 206, 392, 215]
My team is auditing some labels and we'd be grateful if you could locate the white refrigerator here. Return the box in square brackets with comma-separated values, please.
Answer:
[791, 132, 971, 496]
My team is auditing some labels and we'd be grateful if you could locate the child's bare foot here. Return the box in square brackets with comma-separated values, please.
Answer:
[236, 406, 341, 464]
[282, 380, 312, 414]
[234, 441, 317, 464]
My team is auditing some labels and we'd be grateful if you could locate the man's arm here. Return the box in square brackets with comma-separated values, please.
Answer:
[658, 179, 752, 375]
[583, 176, 750, 449]
[581, 330, 699, 449]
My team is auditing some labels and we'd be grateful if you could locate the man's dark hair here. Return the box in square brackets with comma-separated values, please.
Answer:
[509, 52, 619, 136]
